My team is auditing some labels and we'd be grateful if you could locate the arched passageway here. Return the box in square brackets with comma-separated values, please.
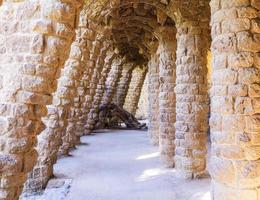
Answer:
[0, 1, 258, 200]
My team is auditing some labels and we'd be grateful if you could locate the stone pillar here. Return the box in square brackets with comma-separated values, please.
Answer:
[148, 48, 160, 146]
[174, 21, 209, 179]
[22, 11, 92, 194]
[94, 57, 125, 127]
[101, 57, 125, 105]
[157, 27, 176, 168]
[0, 1, 82, 199]
[135, 73, 148, 120]
[85, 50, 116, 134]
[59, 31, 105, 156]
[75, 40, 110, 140]
[113, 63, 134, 107]
[210, 1, 260, 199]
[124, 66, 148, 116]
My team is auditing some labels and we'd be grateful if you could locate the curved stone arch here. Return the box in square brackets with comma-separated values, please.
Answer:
[85, 0, 178, 23]
[84, 0, 210, 27]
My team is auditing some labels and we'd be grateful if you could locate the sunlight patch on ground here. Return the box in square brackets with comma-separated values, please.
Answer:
[136, 152, 160, 160]
[190, 191, 211, 200]
[136, 167, 170, 182]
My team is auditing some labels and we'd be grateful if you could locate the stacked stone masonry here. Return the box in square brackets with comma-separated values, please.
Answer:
[0, 0, 258, 200]
[84, 50, 117, 133]
[113, 63, 135, 108]
[136, 73, 149, 120]
[174, 21, 210, 179]
[209, 1, 260, 199]
[157, 27, 177, 168]
[148, 50, 160, 146]
[23, 5, 94, 195]
[124, 66, 148, 116]
[60, 31, 106, 153]
[0, 0, 83, 199]
[95, 57, 126, 127]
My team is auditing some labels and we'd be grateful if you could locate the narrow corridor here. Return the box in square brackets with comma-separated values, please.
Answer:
[41, 130, 211, 200]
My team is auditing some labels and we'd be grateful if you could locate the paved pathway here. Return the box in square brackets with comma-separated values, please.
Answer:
[52, 129, 210, 200]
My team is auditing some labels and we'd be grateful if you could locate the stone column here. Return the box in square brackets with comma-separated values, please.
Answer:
[22, 11, 92, 194]
[148, 47, 160, 146]
[174, 21, 209, 179]
[124, 66, 148, 116]
[74, 40, 110, 140]
[0, 1, 83, 199]
[113, 63, 134, 107]
[59, 31, 104, 156]
[85, 50, 116, 134]
[95, 57, 125, 127]
[210, 1, 260, 199]
[157, 27, 176, 168]
[101, 57, 125, 105]
[135, 73, 148, 120]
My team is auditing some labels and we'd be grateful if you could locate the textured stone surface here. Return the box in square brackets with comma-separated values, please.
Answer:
[113, 63, 135, 108]
[148, 47, 160, 146]
[84, 50, 116, 134]
[0, 0, 83, 199]
[157, 27, 177, 168]
[209, 1, 260, 199]
[124, 66, 147, 116]
[174, 20, 210, 179]
[135, 73, 148, 120]
[94, 57, 126, 128]
[60, 30, 107, 154]
[0, 0, 258, 199]
[22, 7, 89, 195]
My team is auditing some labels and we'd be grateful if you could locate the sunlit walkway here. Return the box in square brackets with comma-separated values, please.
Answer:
[52, 130, 210, 200]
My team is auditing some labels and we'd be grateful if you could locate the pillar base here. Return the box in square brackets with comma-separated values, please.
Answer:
[174, 169, 209, 180]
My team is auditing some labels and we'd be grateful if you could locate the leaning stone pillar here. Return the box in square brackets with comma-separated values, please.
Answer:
[148, 43, 160, 145]
[59, 32, 104, 155]
[174, 20, 209, 179]
[113, 63, 134, 107]
[74, 40, 110, 140]
[95, 57, 125, 128]
[84, 50, 116, 134]
[78, 48, 113, 136]
[22, 11, 92, 194]
[101, 57, 125, 105]
[124, 66, 148, 116]
[210, 1, 260, 199]
[135, 74, 149, 120]
[0, 1, 83, 199]
[157, 27, 176, 168]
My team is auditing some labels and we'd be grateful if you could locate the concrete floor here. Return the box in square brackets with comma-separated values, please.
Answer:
[49, 129, 211, 200]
